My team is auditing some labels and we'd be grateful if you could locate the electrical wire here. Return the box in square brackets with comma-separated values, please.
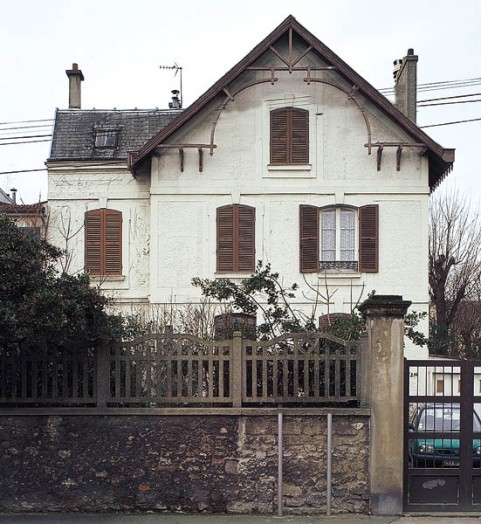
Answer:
[420, 117, 481, 128]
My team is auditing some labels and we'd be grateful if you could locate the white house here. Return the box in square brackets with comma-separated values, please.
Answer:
[46, 16, 454, 357]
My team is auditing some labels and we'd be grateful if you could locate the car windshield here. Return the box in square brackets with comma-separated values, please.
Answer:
[417, 406, 481, 432]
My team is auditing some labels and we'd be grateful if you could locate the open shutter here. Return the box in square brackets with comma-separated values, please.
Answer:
[217, 205, 235, 272]
[300, 205, 319, 273]
[237, 205, 255, 271]
[359, 205, 379, 273]
[104, 210, 122, 275]
[85, 210, 102, 275]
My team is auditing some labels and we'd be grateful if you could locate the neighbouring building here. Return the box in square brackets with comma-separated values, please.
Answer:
[0, 188, 48, 238]
[46, 16, 454, 357]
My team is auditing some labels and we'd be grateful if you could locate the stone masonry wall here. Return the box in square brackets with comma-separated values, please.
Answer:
[0, 414, 369, 515]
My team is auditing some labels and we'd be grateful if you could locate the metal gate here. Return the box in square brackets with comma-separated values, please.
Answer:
[404, 359, 481, 511]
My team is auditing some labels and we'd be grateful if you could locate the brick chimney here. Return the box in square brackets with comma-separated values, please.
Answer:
[393, 49, 418, 122]
[66, 63, 85, 109]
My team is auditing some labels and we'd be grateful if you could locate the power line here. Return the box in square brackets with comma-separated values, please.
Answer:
[0, 118, 54, 126]
[420, 117, 481, 128]
[418, 99, 481, 108]
[0, 139, 51, 146]
[0, 134, 52, 141]
[0, 168, 47, 175]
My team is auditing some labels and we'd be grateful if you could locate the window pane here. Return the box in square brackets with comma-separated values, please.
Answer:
[321, 210, 336, 260]
[340, 210, 355, 261]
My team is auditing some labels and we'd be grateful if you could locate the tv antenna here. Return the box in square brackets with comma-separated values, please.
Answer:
[160, 63, 183, 108]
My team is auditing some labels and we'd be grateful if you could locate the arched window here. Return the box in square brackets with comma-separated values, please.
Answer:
[84, 209, 122, 276]
[217, 204, 255, 272]
[270, 107, 309, 164]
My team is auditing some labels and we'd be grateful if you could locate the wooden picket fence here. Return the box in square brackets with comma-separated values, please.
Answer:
[0, 331, 361, 409]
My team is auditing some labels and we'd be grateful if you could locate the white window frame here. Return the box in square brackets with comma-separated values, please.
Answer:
[320, 206, 358, 271]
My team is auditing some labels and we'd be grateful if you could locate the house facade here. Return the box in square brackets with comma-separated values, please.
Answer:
[46, 16, 454, 357]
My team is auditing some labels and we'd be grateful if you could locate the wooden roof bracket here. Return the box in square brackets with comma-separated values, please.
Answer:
[365, 142, 427, 171]
[396, 145, 403, 172]
[179, 147, 184, 172]
[198, 147, 203, 173]
[377, 145, 384, 171]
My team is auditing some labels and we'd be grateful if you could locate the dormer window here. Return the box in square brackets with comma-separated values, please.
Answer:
[94, 129, 119, 149]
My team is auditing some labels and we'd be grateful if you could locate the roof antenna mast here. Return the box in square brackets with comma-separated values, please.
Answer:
[160, 63, 183, 108]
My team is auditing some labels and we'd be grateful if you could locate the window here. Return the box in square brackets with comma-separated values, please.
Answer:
[436, 379, 445, 394]
[85, 209, 122, 276]
[270, 108, 308, 164]
[320, 208, 356, 267]
[300, 204, 378, 273]
[217, 204, 255, 272]
[94, 130, 119, 149]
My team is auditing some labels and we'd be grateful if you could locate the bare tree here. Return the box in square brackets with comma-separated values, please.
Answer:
[429, 188, 481, 356]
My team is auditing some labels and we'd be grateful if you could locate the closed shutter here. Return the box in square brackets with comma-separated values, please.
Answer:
[217, 205, 255, 272]
[85, 210, 102, 275]
[237, 205, 255, 271]
[85, 209, 122, 275]
[270, 108, 308, 164]
[359, 205, 379, 273]
[300, 205, 319, 273]
[104, 210, 122, 275]
[290, 108, 309, 163]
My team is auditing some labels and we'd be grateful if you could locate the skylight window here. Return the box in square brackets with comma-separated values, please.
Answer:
[94, 130, 119, 148]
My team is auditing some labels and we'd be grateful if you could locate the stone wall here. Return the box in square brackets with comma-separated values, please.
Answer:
[0, 413, 369, 515]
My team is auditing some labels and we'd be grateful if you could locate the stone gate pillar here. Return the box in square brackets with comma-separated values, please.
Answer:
[359, 295, 411, 515]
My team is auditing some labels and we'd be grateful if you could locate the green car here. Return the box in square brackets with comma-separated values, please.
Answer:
[409, 403, 481, 467]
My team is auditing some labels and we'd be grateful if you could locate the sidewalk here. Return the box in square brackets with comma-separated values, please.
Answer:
[0, 514, 481, 524]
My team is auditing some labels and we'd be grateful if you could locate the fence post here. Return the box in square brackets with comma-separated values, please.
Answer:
[96, 345, 110, 408]
[358, 295, 411, 515]
[232, 331, 242, 408]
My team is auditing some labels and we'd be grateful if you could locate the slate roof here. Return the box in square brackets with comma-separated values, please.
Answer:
[48, 109, 181, 162]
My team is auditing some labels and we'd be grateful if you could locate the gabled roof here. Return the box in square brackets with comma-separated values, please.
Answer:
[49, 109, 181, 162]
[128, 15, 454, 189]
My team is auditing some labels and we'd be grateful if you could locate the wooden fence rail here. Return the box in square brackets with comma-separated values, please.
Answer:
[0, 331, 361, 409]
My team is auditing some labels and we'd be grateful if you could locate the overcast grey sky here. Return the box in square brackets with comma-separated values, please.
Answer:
[1, 0, 480, 203]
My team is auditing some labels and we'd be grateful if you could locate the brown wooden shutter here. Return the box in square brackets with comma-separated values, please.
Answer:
[85, 210, 102, 275]
[217, 205, 255, 272]
[217, 205, 235, 272]
[85, 209, 122, 276]
[300, 205, 319, 273]
[290, 108, 309, 163]
[270, 109, 288, 164]
[270, 108, 308, 164]
[237, 205, 255, 271]
[359, 205, 379, 273]
[104, 210, 122, 275]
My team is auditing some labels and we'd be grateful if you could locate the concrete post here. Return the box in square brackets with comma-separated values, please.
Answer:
[359, 295, 411, 515]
